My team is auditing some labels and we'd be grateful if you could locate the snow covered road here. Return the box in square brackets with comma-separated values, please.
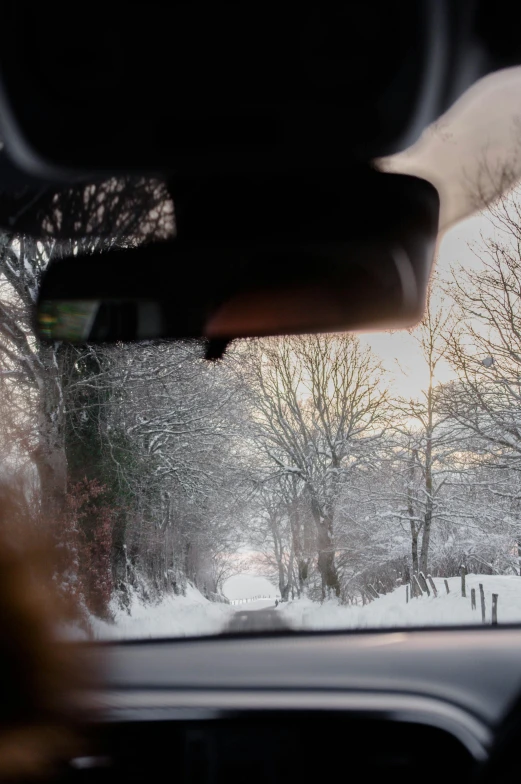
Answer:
[226, 606, 289, 633]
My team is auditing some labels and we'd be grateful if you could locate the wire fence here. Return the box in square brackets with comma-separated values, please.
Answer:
[406, 568, 499, 625]
[229, 595, 280, 606]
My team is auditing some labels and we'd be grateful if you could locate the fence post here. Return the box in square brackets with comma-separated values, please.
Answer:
[413, 574, 423, 597]
[479, 583, 486, 623]
[492, 594, 498, 626]
[406, 585, 409, 604]
[427, 575, 438, 597]
[444, 579, 450, 594]
[460, 566, 466, 598]
[419, 572, 430, 596]
[471, 588, 476, 610]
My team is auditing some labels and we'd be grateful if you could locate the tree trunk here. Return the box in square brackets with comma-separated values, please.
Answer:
[308, 490, 340, 599]
[34, 443, 67, 519]
[277, 559, 286, 600]
[298, 558, 310, 596]
[419, 505, 432, 575]
[34, 359, 68, 520]
[407, 448, 419, 574]
[420, 525, 431, 575]
[316, 516, 340, 600]
[289, 494, 308, 596]
[269, 511, 292, 602]
[420, 424, 434, 575]
[411, 525, 419, 575]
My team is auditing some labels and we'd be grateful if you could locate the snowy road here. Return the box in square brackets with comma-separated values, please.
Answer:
[227, 603, 289, 633]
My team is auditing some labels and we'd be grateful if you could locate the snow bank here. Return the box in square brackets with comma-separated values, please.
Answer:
[90, 583, 235, 640]
[279, 574, 521, 631]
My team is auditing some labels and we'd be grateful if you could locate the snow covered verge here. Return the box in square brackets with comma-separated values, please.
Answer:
[88, 583, 235, 640]
[278, 574, 521, 631]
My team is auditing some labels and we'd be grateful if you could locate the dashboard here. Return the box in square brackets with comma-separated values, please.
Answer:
[64, 627, 521, 782]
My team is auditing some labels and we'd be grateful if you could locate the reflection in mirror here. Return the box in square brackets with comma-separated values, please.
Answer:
[38, 300, 168, 342]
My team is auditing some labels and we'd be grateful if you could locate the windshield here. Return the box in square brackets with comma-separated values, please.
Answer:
[4, 73, 521, 640]
[3, 202, 521, 641]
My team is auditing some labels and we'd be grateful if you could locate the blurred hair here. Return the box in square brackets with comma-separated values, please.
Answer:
[0, 484, 88, 780]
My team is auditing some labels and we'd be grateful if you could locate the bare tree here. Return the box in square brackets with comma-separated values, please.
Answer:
[434, 186, 521, 573]
[0, 178, 176, 615]
[0, 178, 173, 516]
[390, 295, 460, 575]
[443, 186, 521, 470]
[240, 334, 388, 599]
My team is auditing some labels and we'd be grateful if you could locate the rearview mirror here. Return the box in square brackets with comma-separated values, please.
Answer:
[36, 173, 439, 346]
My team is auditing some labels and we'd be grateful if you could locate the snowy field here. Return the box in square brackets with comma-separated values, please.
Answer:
[279, 574, 521, 631]
[87, 574, 521, 640]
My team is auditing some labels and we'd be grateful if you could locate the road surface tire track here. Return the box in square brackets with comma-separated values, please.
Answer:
[226, 607, 289, 633]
